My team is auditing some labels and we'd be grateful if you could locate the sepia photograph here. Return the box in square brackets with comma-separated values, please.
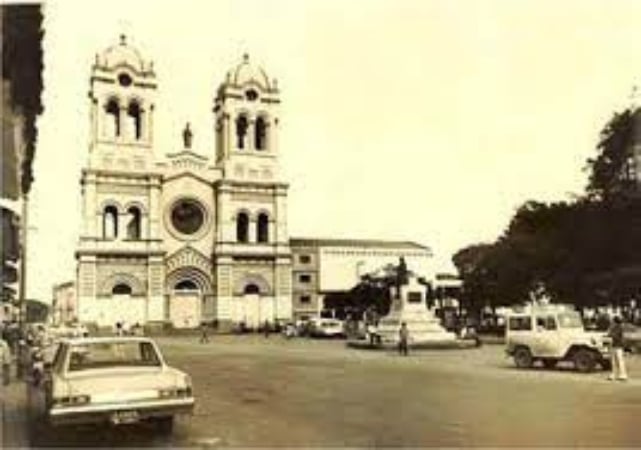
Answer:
[3, 0, 641, 447]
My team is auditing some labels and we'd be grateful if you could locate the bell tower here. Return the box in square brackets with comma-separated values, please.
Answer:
[214, 54, 281, 183]
[77, 36, 166, 327]
[211, 54, 292, 327]
[88, 34, 157, 172]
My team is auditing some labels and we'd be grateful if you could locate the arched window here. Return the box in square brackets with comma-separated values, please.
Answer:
[236, 115, 248, 149]
[103, 206, 118, 240]
[112, 283, 132, 295]
[175, 280, 199, 291]
[255, 116, 267, 150]
[105, 99, 120, 138]
[257, 213, 269, 243]
[126, 206, 141, 240]
[236, 212, 249, 243]
[127, 101, 142, 140]
[244, 284, 260, 295]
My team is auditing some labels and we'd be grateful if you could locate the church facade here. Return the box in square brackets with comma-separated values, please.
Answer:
[76, 37, 291, 329]
[76, 37, 434, 330]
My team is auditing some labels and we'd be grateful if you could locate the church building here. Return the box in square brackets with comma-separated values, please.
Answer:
[75, 37, 433, 330]
[76, 37, 291, 330]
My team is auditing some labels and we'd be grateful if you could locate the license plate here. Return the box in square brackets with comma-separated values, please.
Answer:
[111, 410, 139, 424]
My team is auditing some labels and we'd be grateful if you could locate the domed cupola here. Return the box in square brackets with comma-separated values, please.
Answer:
[94, 34, 154, 76]
[227, 53, 272, 91]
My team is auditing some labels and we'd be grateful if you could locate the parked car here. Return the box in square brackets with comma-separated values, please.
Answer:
[28, 336, 194, 433]
[309, 319, 345, 338]
[505, 304, 611, 372]
[622, 323, 641, 353]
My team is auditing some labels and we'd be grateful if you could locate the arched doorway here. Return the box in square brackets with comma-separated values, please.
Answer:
[170, 279, 201, 329]
[233, 276, 275, 330]
[241, 284, 261, 329]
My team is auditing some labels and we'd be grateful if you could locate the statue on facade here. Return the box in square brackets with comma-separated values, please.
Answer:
[183, 122, 193, 149]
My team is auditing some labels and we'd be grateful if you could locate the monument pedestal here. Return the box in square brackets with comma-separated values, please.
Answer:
[376, 277, 456, 345]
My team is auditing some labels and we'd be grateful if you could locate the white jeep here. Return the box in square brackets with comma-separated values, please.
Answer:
[505, 305, 611, 372]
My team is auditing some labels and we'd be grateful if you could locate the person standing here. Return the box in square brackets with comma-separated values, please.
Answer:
[399, 322, 410, 356]
[199, 322, 209, 344]
[263, 320, 271, 338]
[608, 316, 628, 381]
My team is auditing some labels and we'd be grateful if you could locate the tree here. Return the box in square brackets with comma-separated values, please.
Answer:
[585, 108, 639, 201]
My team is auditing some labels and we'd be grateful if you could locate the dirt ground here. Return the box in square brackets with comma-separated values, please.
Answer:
[27, 335, 641, 447]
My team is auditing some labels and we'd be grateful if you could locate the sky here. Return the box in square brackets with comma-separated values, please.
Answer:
[27, 0, 641, 301]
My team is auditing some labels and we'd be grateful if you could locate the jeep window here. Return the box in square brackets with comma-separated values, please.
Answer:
[536, 316, 557, 331]
[558, 312, 583, 329]
[508, 316, 532, 331]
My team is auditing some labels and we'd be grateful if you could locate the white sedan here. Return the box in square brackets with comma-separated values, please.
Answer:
[29, 336, 194, 432]
[310, 319, 345, 338]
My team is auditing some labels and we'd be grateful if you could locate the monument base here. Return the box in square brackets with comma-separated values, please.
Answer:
[375, 279, 457, 345]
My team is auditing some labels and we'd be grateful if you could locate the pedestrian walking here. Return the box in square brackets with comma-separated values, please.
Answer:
[199, 322, 209, 344]
[263, 320, 270, 338]
[0, 337, 11, 385]
[608, 316, 628, 381]
[399, 322, 409, 356]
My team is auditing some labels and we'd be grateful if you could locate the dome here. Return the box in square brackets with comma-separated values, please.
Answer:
[229, 54, 271, 90]
[96, 35, 148, 73]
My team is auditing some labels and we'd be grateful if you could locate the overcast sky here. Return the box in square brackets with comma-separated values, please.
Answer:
[27, 0, 641, 301]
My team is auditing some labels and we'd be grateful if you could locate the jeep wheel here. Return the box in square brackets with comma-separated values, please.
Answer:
[513, 347, 533, 369]
[573, 349, 596, 373]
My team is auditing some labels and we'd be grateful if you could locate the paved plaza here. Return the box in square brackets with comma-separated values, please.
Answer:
[5, 335, 640, 448]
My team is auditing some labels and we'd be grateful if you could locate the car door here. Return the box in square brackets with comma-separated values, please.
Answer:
[531, 315, 559, 357]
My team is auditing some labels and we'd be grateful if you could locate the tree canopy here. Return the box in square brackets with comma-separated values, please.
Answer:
[454, 106, 641, 314]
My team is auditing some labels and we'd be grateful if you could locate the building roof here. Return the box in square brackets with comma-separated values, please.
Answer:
[290, 237, 430, 251]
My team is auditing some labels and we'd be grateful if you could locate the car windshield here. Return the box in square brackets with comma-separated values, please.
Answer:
[67, 341, 161, 371]
[557, 312, 584, 329]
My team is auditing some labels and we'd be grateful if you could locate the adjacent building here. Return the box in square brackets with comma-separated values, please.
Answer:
[289, 238, 432, 320]
[51, 281, 76, 325]
[1, 5, 44, 318]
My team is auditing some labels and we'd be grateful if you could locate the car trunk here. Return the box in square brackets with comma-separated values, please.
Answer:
[61, 367, 179, 403]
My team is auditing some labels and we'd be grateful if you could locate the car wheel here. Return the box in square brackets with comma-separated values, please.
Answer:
[573, 349, 596, 373]
[154, 416, 174, 434]
[513, 347, 533, 369]
[542, 359, 557, 369]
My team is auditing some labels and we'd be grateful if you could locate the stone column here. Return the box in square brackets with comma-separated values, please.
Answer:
[147, 104, 154, 145]
[215, 258, 234, 326]
[149, 178, 161, 239]
[275, 187, 288, 244]
[119, 105, 126, 141]
[147, 256, 165, 323]
[83, 173, 97, 237]
[274, 258, 292, 321]
[77, 255, 97, 323]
